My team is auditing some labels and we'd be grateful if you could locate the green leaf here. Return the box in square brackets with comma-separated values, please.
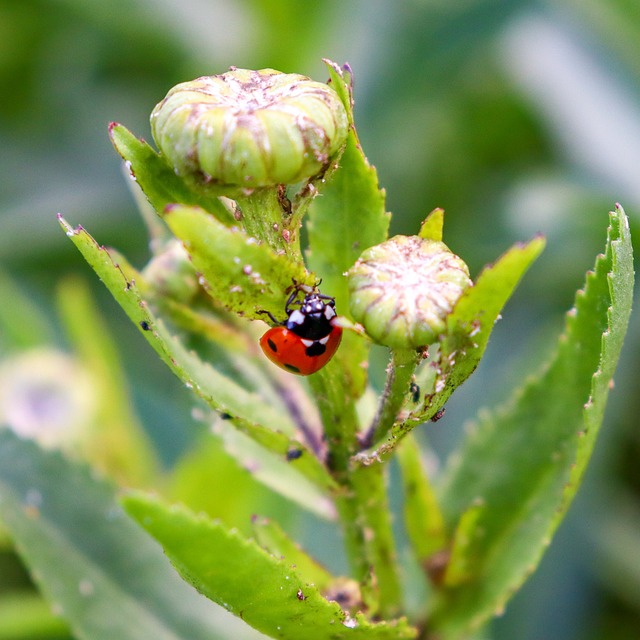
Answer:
[323, 59, 354, 123]
[396, 434, 447, 564]
[306, 95, 389, 397]
[444, 235, 546, 384]
[252, 517, 335, 590]
[418, 208, 444, 242]
[169, 435, 295, 535]
[163, 204, 315, 320]
[216, 424, 336, 520]
[109, 123, 234, 225]
[59, 216, 288, 429]
[0, 429, 262, 640]
[0, 271, 56, 350]
[306, 130, 389, 317]
[124, 492, 418, 640]
[431, 205, 634, 638]
[60, 217, 336, 496]
[0, 592, 70, 639]
[56, 276, 158, 486]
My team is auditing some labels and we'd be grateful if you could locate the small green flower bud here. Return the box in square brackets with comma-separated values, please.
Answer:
[142, 239, 199, 303]
[151, 68, 349, 189]
[347, 235, 472, 349]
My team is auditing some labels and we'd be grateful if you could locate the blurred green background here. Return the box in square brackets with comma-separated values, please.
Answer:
[1, 1, 639, 638]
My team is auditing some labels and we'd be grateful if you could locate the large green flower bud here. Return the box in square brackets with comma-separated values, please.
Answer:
[151, 68, 349, 189]
[347, 235, 472, 349]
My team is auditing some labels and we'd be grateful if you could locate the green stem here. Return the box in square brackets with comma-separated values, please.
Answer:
[308, 366, 370, 582]
[362, 348, 420, 448]
[308, 364, 358, 475]
[235, 187, 302, 262]
[351, 462, 403, 618]
[334, 489, 371, 592]
[289, 156, 341, 232]
[310, 364, 403, 618]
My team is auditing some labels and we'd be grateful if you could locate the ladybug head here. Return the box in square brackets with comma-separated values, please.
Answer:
[286, 292, 337, 340]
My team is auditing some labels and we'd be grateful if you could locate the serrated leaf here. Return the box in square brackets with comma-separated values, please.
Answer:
[252, 517, 335, 590]
[306, 134, 389, 316]
[109, 124, 234, 225]
[59, 216, 292, 431]
[60, 217, 336, 497]
[306, 111, 388, 397]
[0, 429, 262, 640]
[163, 204, 315, 320]
[124, 493, 418, 640]
[445, 235, 546, 372]
[431, 206, 634, 638]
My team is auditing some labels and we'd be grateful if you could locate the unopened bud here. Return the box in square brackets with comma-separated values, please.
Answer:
[151, 68, 348, 189]
[142, 239, 199, 303]
[347, 235, 471, 349]
[0, 349, 95, 449]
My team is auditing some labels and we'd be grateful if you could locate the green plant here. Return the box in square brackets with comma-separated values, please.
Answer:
[0, 60, 634, 640]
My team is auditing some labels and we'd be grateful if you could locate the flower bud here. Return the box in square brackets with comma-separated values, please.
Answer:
[151, 68, 349, 189]
[347, 235, 472, 349]
[0, 349, 95, 449]
[142, 239, 199, 303]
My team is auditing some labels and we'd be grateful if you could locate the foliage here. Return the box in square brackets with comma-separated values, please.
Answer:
[1, 3, 639, 638]
[0, 57, 633, 640]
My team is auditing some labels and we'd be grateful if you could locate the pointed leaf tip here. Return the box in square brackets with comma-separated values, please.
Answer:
[419, 208, 445, 242]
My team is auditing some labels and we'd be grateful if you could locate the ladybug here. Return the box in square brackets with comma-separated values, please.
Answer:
[259, 288, 343, 376]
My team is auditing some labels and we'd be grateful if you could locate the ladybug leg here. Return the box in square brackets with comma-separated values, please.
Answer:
[285, 288, 305, 315]
[256, 309, 283, 325]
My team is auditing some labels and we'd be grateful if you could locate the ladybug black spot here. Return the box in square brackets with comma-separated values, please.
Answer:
[305, 341, 326, 357]
[285, 363, 301, 374]
[267, 338, 278, 352]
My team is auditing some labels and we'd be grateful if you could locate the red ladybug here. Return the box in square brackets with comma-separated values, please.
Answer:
[259, 288, 343, 376]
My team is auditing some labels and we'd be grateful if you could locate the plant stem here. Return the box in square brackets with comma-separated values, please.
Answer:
[351, 462, 403, 619]
[308, 366, 370, 581]
[310, 364, 403, 618]
[362, 348, 420, 448]
[235, 187, 302, 262]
